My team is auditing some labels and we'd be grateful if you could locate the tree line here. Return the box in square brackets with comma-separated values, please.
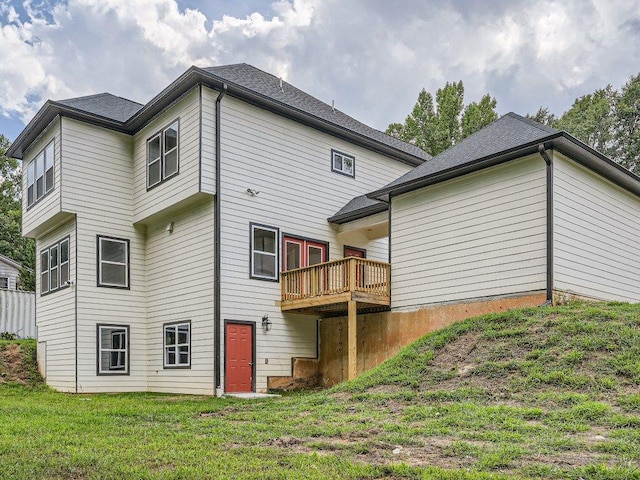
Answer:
[387, 73, 640, 172]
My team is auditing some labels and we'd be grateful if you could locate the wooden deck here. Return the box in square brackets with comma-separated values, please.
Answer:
[280, 257, 390, 314]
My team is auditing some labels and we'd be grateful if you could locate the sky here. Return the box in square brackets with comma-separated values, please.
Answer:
[1, 0, 639, 142]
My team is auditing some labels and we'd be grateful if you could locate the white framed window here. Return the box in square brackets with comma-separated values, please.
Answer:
[40, 237, 70, 296]
[147, 120, 179, 189]
[0, 277, 8, 290]
[250, 223, 279, 281]
[97, 324, 129, 375]
[97, 236, 130, 288]
[164, 321, 191, 368]
[27, 140, 55, 208]
[331, 149, 355, 177]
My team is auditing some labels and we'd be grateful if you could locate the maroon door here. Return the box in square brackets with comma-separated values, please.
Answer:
[344, 246, 366, 258]
[225, 322, 254, 393]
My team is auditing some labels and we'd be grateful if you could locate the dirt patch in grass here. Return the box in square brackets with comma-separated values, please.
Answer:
[0, 342, 40, 386]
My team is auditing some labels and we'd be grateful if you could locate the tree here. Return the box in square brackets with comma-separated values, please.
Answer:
[0, 134, 35, 291]
[555, 86, 616, 159]
[613, 73, 640, 172]
[526, 107, 557, 126]
[387, 81, 498, 157]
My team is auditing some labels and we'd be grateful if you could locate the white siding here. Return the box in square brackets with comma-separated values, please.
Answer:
[62, 118, 147, 392]
[200, 86, 216, 194]
[0, 260, 20, 290]
[35, 219, 76, 392]
[0, 290, 36, 338]
[391, 156, 547, 309]
[133, 87, 202, 223]
[219, 95, 412, 391]
[22, 118, 63, 238]
[554, 154, 640, 302]
[145, 200, 215, 395]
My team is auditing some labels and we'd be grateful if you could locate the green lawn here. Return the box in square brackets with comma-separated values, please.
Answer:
[2, 302, 640, 479]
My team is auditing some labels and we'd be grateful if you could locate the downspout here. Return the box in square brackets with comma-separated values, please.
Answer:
[214, 84, 227, 397]
[538, 144, 553, 305]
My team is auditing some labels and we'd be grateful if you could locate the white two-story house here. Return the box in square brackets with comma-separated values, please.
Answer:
[8, 64, 428, 394]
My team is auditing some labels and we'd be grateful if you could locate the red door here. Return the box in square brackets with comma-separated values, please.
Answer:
[225, 322, 254, 393]
[344, 246, 366, 258]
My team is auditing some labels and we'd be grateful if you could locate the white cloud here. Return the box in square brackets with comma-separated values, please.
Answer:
[0, 0, 639, 135]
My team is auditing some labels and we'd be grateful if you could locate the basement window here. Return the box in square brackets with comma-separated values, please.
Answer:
[164, 321, 191, 368]
[97, 324, 129, 375]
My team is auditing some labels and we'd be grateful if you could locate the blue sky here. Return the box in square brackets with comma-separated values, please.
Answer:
[1, 0, 640, 142]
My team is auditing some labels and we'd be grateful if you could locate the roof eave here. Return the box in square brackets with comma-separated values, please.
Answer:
[327, 202, 389, 224]
[368, 133, 565, 202]
[7, 101, 129, 159]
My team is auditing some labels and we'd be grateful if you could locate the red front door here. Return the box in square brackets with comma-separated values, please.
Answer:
[225, 322, 254, 393]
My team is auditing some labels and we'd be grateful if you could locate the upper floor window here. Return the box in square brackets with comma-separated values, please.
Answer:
[147, 120, 179, 189]
[97, 236, 130, 289]
[27, 140, 55, 208]
[40, 237, 70, 296]
[0, 277, 8, 290]
[331, 149, 355, 178]
[250, 223, 279, 281]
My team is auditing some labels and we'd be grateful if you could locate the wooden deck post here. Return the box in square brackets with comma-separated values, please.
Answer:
[347, 299, 357, 380]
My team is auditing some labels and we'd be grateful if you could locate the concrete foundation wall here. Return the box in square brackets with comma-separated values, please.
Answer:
[318, 292, 547, 386]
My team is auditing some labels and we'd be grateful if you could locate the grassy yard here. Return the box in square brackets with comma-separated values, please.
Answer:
[1, 302, 640, 479]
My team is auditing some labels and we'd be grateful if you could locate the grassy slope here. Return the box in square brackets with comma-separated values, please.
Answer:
[1, 303, 639, 479]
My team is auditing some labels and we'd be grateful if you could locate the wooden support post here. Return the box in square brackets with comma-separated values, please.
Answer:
[347, 299, 357, 380]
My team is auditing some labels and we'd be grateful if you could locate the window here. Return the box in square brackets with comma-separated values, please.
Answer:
[250, 223, 279, 281]
[147, 120, 179, 189]
[331, 149, 355, 177]
[27, 140, 55, 207]
[97, 324, 129, 375]
[283, 235, 328, 271]
[0, 277, 8, 290]
[164, 321, 191, 368]
[97, 236, 130, 288]
[40, 237, 70, 295]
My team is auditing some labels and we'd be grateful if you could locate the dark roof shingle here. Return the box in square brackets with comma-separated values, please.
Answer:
[56, 93, 143, 122]
[379, 112, 560, 191]
[203, 64, 431, 162]
[328, 194, 388, 224]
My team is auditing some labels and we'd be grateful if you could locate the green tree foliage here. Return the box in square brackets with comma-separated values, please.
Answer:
[613, 73, 640, 171]
[529, 73, 640, 172]
[0, 134, 35, 291]
[387, 81, 498, 157]
[555, 86, 616, 158]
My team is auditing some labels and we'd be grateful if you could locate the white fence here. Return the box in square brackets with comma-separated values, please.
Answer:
[0, 290, 36, 339]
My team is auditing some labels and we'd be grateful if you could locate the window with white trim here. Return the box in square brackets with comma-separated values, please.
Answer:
[97, 236, 129, 288]
[331, 149, 355, 177]
[40, 237, 70, 295]
[27, 140, 55, 207]
[0, 277, 8, 290]
[97, 324, 129, 375]
[147, 120, 179, 189]
[164, 322, 190, 368]
[250, 223, 279, 281]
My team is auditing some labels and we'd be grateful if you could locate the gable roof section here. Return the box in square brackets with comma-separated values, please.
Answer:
[0, 254, 22, 271]
[8, 64, 429, 167]
[368, 112, 640, 202]
[56, 93, 143, 122]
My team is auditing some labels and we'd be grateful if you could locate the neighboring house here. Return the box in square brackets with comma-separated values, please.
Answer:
[7, 64, 428, 394]
[10, 64, 640, 394]
[0, 254, 21, 290]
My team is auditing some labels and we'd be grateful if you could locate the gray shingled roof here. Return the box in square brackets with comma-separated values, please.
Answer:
[379, 112, 560, 191]
[56, 93, 143, 122]
[203, 64, 431, 161]
[327, 194, 388, 224]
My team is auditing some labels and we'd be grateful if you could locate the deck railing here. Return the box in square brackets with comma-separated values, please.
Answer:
[281, 257, 390, 302]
